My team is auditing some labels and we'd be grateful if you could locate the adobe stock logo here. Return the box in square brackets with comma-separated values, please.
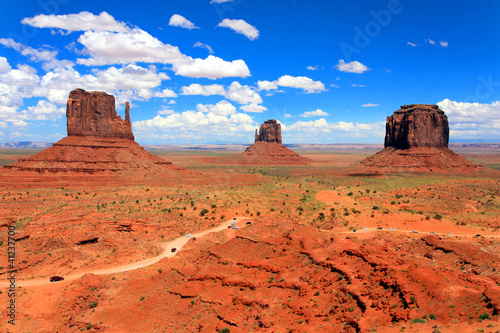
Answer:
[340, 0, 404, 62]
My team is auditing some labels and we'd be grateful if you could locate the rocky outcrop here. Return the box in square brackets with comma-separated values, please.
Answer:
[359, 104, 480, 173]
[239, 120, 308, 165]
[255, 119, 282, 144]
[2, 89, 188, 180]
[67, 89, 134, 140]
[384, 104, 448, 149]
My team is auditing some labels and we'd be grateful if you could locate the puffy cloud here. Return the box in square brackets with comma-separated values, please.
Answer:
[217, 18, 259, 41]
[275, 75, 325, 93]
[181, 81, 262, 105]
[154, 88, 177, 98]
[0, 57, 11, 74]
[257, 80, 278, 91]
[29, 64, 170, 105]
[407, 41, 418, 47]
[437, 99, 500, 138]
[197, 100, 236, 116]
[22, 11, 249, 80]
[335, 59, 370, 74]
[225, 81, 262, 104]
[76, 28, 189, 66]
[21, 11, 129, 33]
[306, 65, 318, 71]
[193, 42, 214, 54]
[181, 83, 226, 96]
[168, 14, 199, 30]
[362, 103, 379, 107]
[426, 39, 436, 45]
[133, 109, 257, 143]
[157, 108, 176, 115]
[439, 40, 449, 47]
[286, 118, 385, 138]
[299, 109, 329, 117]
[173, 55, 250, 80]
[240, 103, 267, 113]
[0, 100, 64, 130]
[0, 38, 57, 62]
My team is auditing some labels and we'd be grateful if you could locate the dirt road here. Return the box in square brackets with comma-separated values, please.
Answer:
[0, 216, 251, 288]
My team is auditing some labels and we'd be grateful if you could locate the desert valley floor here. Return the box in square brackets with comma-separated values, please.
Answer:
[0, 144, 499, 333]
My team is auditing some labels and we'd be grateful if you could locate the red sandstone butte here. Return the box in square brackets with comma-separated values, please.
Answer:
[360, 104, 480, 172]
[67, 89, 134, 140]
[2, 89, 185, 181]
[242, 119, 309, 165]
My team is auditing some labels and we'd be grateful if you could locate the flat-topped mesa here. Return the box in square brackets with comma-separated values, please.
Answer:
[67, 88, 134, 140]
[255, 119, 282, 143]
[385, 104, 449, 150]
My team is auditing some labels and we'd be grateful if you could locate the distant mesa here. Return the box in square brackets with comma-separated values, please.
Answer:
[2, 89, 185, 181]
[360, 104, 480, 172]
[241, 119, 310, 165]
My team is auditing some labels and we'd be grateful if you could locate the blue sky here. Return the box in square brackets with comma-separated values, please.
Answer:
[0, 0, 499, 144]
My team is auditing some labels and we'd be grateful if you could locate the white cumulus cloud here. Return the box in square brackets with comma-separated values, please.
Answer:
[21, 11, 130, 33]
[240, 103, 267, 113]
[168, 14, 199, 30]
[275, 75, 326, 93]
[173, 55, 250, 80]
[0, 38, 57, 62]
[299, 109, 329, 117]
[217, 18, 259, 41]
[335, 59, 370, 74]
[181, 81, 262, 105]
[437, 99, 500, 138]
[197, 100, 236, 116]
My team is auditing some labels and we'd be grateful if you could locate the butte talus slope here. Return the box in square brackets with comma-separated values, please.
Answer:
[360, 104, 480, 172]
[2, 89, 186, 184]
[241, 119, 310, 165]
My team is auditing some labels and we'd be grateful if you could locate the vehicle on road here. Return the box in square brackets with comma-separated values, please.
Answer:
[246, 221, 252, 225]
[171, 248, 177, 253]
[233, 217, 237, 220]
[352, 229, 357, 232]
[430, 232, 436, 234]
[377, 227, 383, 230]
[186, 233, 192, 237]
[413, 230, 419, 233]
[447, 233, 453, 236]
[50, 276, 64, 282]
[232, 226, 239, 229]
[475, 234, 482, 237]
[228, 225, 232, 228]
[389, 228, 394, 231]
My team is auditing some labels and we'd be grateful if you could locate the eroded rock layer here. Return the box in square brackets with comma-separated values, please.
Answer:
[2, 89, 186, 181]
[255, 119, 282, 143]
[67, 89, 134, 140]
[385, 104, 449, 149]
[360, 104, 480, 172]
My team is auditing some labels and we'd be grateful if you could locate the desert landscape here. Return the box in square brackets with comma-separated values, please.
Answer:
[0, 90, 499, 333]
[1, 2, 500, 333]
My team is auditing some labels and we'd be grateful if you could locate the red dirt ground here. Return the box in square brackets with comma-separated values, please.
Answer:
[0, 148, 499, 333]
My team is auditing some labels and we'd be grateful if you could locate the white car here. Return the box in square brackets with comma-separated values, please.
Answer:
[186, 233, 192, 237]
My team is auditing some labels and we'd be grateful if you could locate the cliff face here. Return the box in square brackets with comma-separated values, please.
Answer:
[66, 89, 134, 140]
[359, 104, 479, 173]
[384, 104, 449, 149]
[255, 119, 282, 144]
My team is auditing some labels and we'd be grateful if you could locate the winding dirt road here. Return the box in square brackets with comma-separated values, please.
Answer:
[0, 217, 251, 288]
